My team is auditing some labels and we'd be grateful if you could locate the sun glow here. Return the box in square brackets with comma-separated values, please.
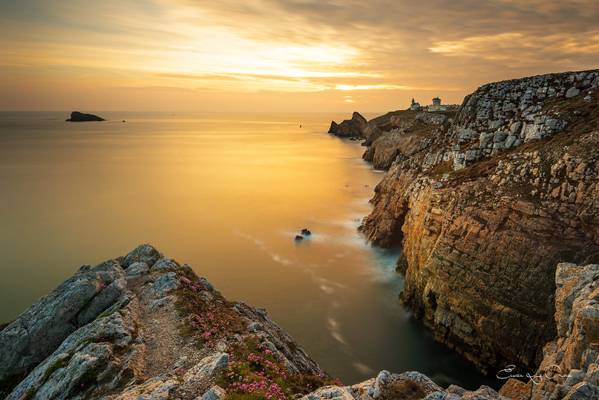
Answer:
[2, 0, 598, 111]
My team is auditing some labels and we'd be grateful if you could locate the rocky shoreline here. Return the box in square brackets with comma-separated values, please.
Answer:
[329, 68, 599, 399]
[1, 245, 598, 399]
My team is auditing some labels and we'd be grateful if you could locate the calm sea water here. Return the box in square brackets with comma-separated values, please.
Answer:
[0, 112, 493, 388]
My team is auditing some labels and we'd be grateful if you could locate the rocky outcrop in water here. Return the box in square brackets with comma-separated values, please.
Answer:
[66, 111, 105, 122]
[329, 112, 368, 138]
[359, 69, 599, 375]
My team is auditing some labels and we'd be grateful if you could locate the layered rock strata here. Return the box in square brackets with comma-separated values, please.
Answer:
[359, 69, 599, 374]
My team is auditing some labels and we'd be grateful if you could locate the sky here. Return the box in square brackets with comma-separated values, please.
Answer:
[1, 0, 599, 112]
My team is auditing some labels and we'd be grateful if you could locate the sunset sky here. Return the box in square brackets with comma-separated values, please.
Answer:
[1, 0, 599, 112]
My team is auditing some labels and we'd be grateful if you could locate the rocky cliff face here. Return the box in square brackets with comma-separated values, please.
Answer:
[528, 262, 599, 400]
[449, 70, 599, 169]
[359, 69, 599, 375]
[498, 262, 599, 400]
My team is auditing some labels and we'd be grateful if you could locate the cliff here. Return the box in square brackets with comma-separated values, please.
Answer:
[359, 69, 599, 375]
[498, 262, 599, 400]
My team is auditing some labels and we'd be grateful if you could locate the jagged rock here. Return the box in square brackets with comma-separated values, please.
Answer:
[527, 263, 599, 400]
[65, 111, 105, 122]
[111, 377, 179, 400]
[126, 261, 150, 278]
[329, 112, 368, 138]
[499, 379, 530, 400]
[7, 292, 141, 400]
[122, 243, 162, 268]
[566, 87, 581, 98]
[0, 260, 126, 385]
[1, 245, 326, 399]
[303, 370, 507, 400]
[328, 121, 339, 134]
[183, 353, 228, 383]
[151, 257, 180, 272]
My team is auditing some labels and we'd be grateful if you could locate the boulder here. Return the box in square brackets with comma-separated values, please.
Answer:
[565, 87, 581, 98]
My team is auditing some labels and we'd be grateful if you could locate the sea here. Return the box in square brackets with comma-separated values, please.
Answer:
[0, 111, 494, 388]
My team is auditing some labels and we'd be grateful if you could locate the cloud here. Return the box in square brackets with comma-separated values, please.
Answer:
[2, 0, 599, 110]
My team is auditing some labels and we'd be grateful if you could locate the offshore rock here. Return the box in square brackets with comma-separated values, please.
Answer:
[329, 112, 368, 138]
[65, 111, 105, 122]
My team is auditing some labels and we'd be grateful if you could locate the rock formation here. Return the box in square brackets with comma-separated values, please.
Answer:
[358, 69, 599, 376]
[528, 262, 599, 400]
[66, 111, 105, 122]
[0, 245, 328, 400]
[328, 112, 368, 138]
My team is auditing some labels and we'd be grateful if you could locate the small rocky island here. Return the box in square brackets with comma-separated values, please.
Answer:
[66, 111, 105, 122]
